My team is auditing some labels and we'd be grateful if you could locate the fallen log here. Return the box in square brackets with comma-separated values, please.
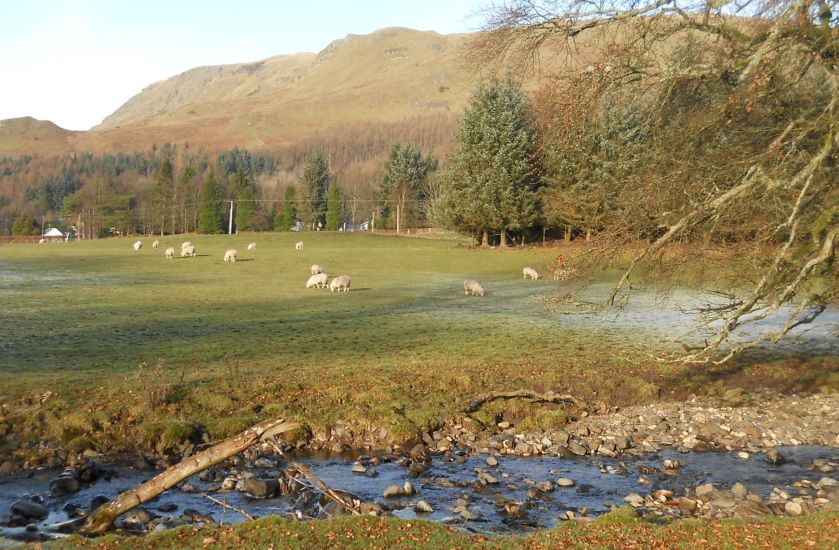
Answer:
[80, 419, 300, 535]
[464, 390, 579, 413]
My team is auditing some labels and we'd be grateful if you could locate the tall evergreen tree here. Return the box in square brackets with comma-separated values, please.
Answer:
[379, 143, 436, 229]
[440, 77, 539, 247]
[325, 183, 343, 231]
[154, 157, 174, 235]
[274, 185, 297, 231]
[303, 151, 330, 228]
[197, 171, 224, 234]
[235, 184, 257, 232]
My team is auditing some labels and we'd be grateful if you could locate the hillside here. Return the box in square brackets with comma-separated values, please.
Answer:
[0, 27, 476, 156]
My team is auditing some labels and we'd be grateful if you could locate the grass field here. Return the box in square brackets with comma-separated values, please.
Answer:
[46, 510, 839, 549]
[0, 232, 835, 458]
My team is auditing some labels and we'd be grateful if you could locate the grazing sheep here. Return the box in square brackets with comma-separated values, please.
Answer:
[553, 267, 578, 281]
[133, 240, 143, 251]
[247, 242, 256, 251]
[295, 241, 304, 250]
[224, 249, 238, 263]
[152, 240, 160, 250]
[181, 241, 192, 251]
[181, 245, 196, 257]
[523, 267, 539, 280]
[329, 275, 351, 292]
[463, 279, 485, 296]
[38, 238, 45, 244]
[306, 273, 328, 288]
[165, 247, 175, 259]
[310, 264, 323, 275]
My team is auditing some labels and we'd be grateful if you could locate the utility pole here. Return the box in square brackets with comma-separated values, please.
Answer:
[228, 200, 234, 235]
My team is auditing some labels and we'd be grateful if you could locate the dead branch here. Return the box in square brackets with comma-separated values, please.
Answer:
[80, 419, 300, 535]
[464, 389, 579, 413]
[204, 494, 256, 521]
[286, 462, 361, 516]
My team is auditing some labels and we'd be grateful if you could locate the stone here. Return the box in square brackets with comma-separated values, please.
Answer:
[486, 456, 498, 467]
[731, 482, 748, 500]
[89, 495, 109, 510]
[359, 502, 384, 516]
[10, 501, 48, 520]
[73, 460, 102, 483]
[624, 493, 645, 506]
[479, 471, 498, 485]
[414, 500, 433, 513]
[817, 477, 838, 489]
[238, 479, 279, 499]
[709, 493, 736, 509]
[49, 475, 80, 496]
[410, 444, 431, 464]
[678, 497, 697, 512]
[696, 483, 716, 498]
[568, 440, 588, 456]
[734, 500, 772, 521]
[536, 480, 554, 493]
[784, 501, 803, 516]
[158, 503, 178, 513]
[351, 463, 367, 474]
[122, 507, 156, 525]
[765, 449, 787, 466]
[557, 478, 576, 488]
[404, 481, 416, 496]
[383, 485, 405, 498]
[737, 452, 750, 460]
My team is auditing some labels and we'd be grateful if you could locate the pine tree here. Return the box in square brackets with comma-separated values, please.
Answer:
[303, 151, 330, 228]
[274, 186, 297, 231]
[325, 183, 343, 231]
[439, 77, 539, 246]
[235, 184, 257, 232]
[379, 143, 436, 230]
[197, 171, 224, 234]
[154, 157, 174, 235]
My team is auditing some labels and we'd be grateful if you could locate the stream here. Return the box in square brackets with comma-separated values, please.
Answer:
[2, 446, 837, 541]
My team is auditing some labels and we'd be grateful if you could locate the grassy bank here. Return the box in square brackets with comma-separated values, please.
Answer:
[0, 233, 836, 461]
[45, 509, 839, 549]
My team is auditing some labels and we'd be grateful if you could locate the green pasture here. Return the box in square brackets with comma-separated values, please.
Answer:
[0, 232, 834, 457]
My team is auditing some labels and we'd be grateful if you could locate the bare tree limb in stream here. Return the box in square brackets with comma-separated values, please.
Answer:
[80, 419, 300, 535]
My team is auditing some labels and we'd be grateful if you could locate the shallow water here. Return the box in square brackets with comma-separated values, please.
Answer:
[1, 446, 837, 539]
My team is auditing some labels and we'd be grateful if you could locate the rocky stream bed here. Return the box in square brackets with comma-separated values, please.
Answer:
[2, 392, 838, 542]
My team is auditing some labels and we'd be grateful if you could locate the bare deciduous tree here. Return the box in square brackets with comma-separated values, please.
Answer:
[477, 0, 838, 362]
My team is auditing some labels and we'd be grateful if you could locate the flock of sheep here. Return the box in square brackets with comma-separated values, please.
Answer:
[130, 238, 572, 297]
[131, 238, 352, 292]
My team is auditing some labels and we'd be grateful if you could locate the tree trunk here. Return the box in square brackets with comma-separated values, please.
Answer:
[80, 419, 300, 535]
[481, 230, 489, 248]
[500, 230, 507, 247]
[565, 225, 572, 244]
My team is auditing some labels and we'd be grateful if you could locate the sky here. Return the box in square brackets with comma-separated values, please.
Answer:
[0, 0, 486, 131]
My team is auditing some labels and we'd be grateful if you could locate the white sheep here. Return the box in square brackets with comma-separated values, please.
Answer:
[463, 279, 485, 296]
[224, 249, 238, 263]
[247, 243, 256, 251]
[165, 247, 175, 259]
[523, 267, 539, 280]
[181, 245, 196, 257]
[310, 264, 323, 275]
[181, 241, 192, 251]
[133, 240, 143, 251]
[553, 267, 578, 281]
[38, 238, 45, 244]
[152, 240, 160, 250]
[295, 241, 304, 250]
[306, 273, 328, 288]
[329, 275, 351, 292]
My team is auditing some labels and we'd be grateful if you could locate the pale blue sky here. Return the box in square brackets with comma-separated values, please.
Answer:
[0, 0, 486, 131]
